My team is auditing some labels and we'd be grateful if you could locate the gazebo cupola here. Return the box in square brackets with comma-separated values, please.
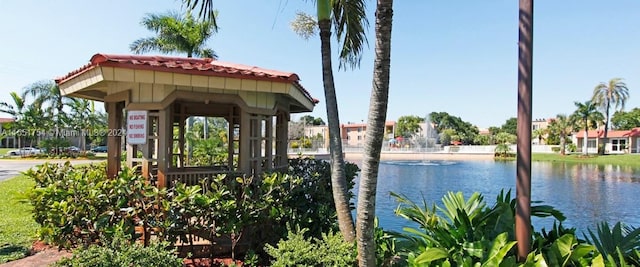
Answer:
[56, 53, 317, 187]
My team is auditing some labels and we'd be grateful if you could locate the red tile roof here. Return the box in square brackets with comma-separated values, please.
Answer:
[0, 118, 15, 123]
[575, 127, 640, 138]
[55, 53, 317, 104]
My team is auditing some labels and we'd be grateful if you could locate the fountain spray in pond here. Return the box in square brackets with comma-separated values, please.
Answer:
[410, 114, 440, 152]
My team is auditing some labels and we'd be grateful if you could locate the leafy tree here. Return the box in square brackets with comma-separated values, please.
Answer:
[396, 115, 425, 138]
[500, 117, 517, 135]
[488, 126, 502, 135]
[299, 115, 326, 126]
[548, 114, 574, 155]
[473, 134, 490, 145]
[611, 108, 640, 130]
[429, 112, 479, 144]
[592, 78, 630, 154]
[439, 129, 455, 146]
[571, 101, 603, 155]
[130, 11, 218, 58]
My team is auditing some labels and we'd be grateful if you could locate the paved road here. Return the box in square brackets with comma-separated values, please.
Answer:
[0, 159, 105, 182]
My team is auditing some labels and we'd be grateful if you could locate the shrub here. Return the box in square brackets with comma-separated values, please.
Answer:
[26, 162, 168, 248]
[264, 227, 355, 266]
[53, 231, 182, 267]
[282, 158, 359, 238]
[26, 158, 359, 262]
[494, 143, 515, 158]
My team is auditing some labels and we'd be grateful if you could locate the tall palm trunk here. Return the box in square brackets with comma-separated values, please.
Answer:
[601, 101, 611, 155]
[356, 0, 393, 265]
[317, 0, 355, 242]
[516, 0, 533, 261]
[582, 119, 588, 155]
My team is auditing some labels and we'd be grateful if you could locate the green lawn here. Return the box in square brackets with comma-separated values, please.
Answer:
[0, 148, 11, 156]
[0, 175, 38, 264]
[532, 153, 640, 167]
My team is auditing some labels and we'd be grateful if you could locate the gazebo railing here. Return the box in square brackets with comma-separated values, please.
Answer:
[166, 166, 243, 193]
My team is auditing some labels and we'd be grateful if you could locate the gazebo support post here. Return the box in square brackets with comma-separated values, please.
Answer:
[265, 116, 273, 172]
[239, 111, 251, 174]
[275, 112, 289, 169]
[157, 107, 171, 188]
[106, 101, 124, 178]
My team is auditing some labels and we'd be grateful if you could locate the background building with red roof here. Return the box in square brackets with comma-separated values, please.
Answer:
[572, 127, 640, 154]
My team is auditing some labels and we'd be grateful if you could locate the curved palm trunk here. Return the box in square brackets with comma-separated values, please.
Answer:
[318, 15, 356, 242]
[356, 0, 393, 265]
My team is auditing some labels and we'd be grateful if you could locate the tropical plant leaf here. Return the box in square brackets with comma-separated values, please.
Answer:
[586, 221, 640, 264]
[414, 247, 450, 264]
[482, 232, 516, 266]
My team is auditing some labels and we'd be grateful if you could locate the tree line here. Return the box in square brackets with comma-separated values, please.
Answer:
[393, 78, 633, 156]
[0, 81, 106, 153]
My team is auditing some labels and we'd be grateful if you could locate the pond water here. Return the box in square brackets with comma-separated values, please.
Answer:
[353, 160, 640, 234]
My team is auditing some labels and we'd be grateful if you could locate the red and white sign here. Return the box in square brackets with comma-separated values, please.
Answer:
[127, 110, 147, 145]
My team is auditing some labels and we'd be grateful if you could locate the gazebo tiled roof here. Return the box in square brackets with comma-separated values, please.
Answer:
[55, 54, 318, 104]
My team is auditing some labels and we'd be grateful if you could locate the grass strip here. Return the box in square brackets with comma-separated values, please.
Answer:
[532, 153, 640, 167]
[0, 175, 38, 263]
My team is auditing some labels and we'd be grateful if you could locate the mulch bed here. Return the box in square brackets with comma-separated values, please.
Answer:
[2, 241, 245, 267]
[183, 258, 244, 267]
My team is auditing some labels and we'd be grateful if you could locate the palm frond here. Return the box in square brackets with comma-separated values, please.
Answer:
[132, 11, 217, 58]
[197, 48, 217, 59]
[291, 12, 318, 40]
[332, 0, 369, 70]
[181, 0, 218, 29]
[130, 37, 161, 54]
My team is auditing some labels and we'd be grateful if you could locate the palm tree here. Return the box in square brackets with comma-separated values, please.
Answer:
[356, 0, 394, 265]
[290, 0, 368, 242]
[132, 10, 219, 161]
[0, 92, 27, 147]
[21, 81, 68, 153]
[592, 78, 629, 154]
[572, 100, 603, 155]
[548, 114, 574, 155]
[67, 98, 103, 151]
[301, 0, 368, 243]
[532, 128, 546, 145]
[180, 0, 371, 252]
[130, 11, 218, 58]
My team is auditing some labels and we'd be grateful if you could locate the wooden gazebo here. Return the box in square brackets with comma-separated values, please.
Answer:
[56, 54, 316, 188]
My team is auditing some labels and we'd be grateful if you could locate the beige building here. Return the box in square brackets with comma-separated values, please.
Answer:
[304, 125, 329, 148]
[532, 118, 552, 145]
[340, 121, 396, 147]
